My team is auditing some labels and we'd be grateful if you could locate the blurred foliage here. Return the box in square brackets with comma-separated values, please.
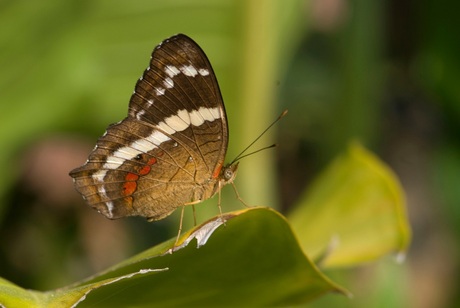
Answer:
[0, 0, 459, 307]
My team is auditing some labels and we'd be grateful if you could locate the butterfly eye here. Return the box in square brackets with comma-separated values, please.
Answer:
[135, 154, 143, 160]
[224, 168, 233, 181]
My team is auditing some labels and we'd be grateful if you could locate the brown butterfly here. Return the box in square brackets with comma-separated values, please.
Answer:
[70, 34, 238, 225]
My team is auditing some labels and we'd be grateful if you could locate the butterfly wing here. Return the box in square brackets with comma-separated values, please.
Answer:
[70, 34, 228, 220]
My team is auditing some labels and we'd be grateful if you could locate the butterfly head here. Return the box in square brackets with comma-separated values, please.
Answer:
[220, 162, 239, 184]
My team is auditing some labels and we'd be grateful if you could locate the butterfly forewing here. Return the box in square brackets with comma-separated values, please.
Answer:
[70, 34, 229, 221]
[129, 36, 225, 123]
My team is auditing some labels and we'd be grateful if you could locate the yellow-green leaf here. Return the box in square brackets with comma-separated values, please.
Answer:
[288, 142, 411, 267]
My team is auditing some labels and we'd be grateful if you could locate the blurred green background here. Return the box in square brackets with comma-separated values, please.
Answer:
[0, 0, 459, 307]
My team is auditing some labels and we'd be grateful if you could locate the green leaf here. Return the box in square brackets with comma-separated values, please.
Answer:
[0, 277, 44, 308]
[288, 142, 411, 267]
[0, 208, 347, 307]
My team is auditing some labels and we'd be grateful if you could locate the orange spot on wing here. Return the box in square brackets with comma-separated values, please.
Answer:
[212, 163, 223, 179]
[123, 172, 139, 196]
[139, 157, 157, 175]
[123, 181, 137, 195]
[125, 173, 139, 181]
[139, 165, 151, 175]
[122, 158, 158, 195]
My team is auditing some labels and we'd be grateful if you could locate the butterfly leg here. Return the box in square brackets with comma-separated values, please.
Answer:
[217, 182, 227, 226]
[174, 206, 186, 247]
[230, 182, 251, 208]
[192, 204, 197, 226]
[173, 201, 200, 250]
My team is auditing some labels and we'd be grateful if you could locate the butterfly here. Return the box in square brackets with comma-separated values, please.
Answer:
[70, 34, 237, 224]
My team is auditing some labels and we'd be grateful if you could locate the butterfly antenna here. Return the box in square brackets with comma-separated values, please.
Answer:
[231, 144, 277, 163]
[230, 109, 288, 165]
